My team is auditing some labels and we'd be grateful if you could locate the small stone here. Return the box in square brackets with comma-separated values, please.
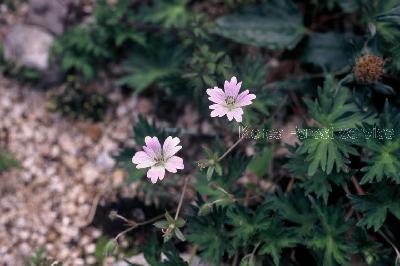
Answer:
[84, 124, 103, 142]
[96, 152, 115, 170]
[112, 169, 125, 186]
[86, 256, 97, 265]
[63, 155, 79, 170]
[59, 133, 78, 155]
[85, 243, 96, 254]
[81, 164, 100, 184]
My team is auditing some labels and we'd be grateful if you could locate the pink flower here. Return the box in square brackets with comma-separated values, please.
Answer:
[132, 136, 184, 184]
[207, 76, 256, 122]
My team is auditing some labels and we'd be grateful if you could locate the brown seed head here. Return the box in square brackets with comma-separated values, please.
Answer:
[354, 54, 385, 84]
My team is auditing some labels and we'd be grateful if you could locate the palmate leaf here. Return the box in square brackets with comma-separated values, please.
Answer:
[227, 204, 271, 249]
[267, 189, 317, 237]
[297, 137, 358, 176]
[359, 101, 400, 184]
[213, 0, 306, 49]
[297, 76, 376, 176]
[288, 147, 350, 204]
[142, 0, 191, 28]
[118, 36, 187, 93]
[187, 207, 231, 265]
[307, 199, 355, 266]
[304, 76, 376, 130]
[258, 219, 298, 266]
[349, 182, 400, 231]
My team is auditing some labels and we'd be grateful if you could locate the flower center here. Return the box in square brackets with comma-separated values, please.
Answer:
[225, 96, 236, 109]
[154, 154, 165, 166]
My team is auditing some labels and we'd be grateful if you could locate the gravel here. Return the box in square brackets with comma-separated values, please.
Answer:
[0, 77, 147, 265]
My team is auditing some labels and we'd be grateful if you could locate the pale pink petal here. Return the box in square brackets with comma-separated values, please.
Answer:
[132, 151, 156, 168]
[163, 136, 182, 158]
[147, 166, 166, 183]
[165, 156, 184, 173]
[226, 111, 234, 121]
[236, 90, 256, 107]
[210, 104, 228, 117]
[144, 136, 161, 157]
[206, 87, 225, 104]
[229, 108, 244, 122]
[224, 76, 241, 97]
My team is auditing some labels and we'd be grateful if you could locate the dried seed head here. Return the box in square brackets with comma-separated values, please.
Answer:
[354, 54, 385, 84]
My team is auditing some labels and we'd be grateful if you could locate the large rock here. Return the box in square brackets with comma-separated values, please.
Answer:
[4, 24, 54, 70]
[27, 0, 70, 35]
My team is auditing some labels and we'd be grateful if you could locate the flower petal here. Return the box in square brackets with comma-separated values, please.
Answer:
[206, 87, 225, 104]
[165, 156, 184, 173]
[236, 90, 256, 107]
[210, 104, 228, 117]
[147, 166, 166, 183]
[230, 108, 244, 122]
[226, 111, 234, 121]
[132, 151, 156, 168]
[143, 136, 161, 157]
[224, 76, 242, 97]
[163, 136, 182, 158]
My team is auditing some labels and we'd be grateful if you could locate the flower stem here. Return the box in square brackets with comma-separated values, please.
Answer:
[217, 135, 246, 162]
[175, 176, 189, 220]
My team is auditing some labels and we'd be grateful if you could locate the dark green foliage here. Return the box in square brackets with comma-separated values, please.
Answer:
[89, 0, 400, 265]
[213, 0, 306, 49]
[300, 32, 362, 71]
[141, 233, 188, 266]
[349, 182, 400, 231]
[226, 205, 270, 249]
[183, 45, 233, 99]
[118, 36, 187, 93]
[52, 0, 144, 79]
[47, 77, 108, 121]
[187, 206, 231, 265]
[141, 0, 191, 29]
[132, 116, 168, 146]
[296, 76, 376, 176]
[358, 101, 400, 184]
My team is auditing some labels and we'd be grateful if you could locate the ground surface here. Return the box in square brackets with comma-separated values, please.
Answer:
[0, 76, 155, 265]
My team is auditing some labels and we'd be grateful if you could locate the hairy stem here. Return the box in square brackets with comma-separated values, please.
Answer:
[175, 176, 189, 220]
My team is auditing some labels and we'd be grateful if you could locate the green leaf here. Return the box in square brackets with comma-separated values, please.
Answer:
[300, 32, 362, 71]
[258, 220, 298, 266]
[298, 137, 357, 176]
[359, 101, 400, 184]
[349, 182, 400, 231]
[142, 0, 190, 28]
[153, 220, 169, 229]
[307, 199, 355, 266]
[226, 205, 270, 249]
[304, 76, 376, 129]
[187, 207, 231, 265]
[206, 166, 215, 180]
[268, 189, 317, 237]
[247, 147, 273, 177]
[176, 218, 186, 228]
[296, 76, 376, 175]
[213, 0, 306, 49]
[174, 228, 186, 241]
[165, 211, 175, 224]
[118, 36, 187, 93]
